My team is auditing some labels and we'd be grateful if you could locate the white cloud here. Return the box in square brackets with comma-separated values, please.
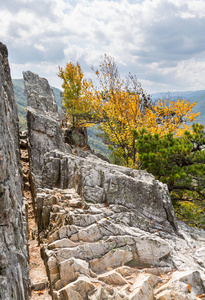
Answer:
[1, 0, 205, 93]
[176, 57, 205, 89]
[34, 44, 47, 52]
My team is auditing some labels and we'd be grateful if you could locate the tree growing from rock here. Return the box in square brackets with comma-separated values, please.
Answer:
[58, 62, 96, 127]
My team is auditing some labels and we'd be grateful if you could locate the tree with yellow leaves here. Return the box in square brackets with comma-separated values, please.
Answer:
[58, 62, 95, 128]
[59, 55, 199, 168]
[145, 98, 199, 136]
[91, 54, 153, 166]
[91, 55, 199, 167]
[59, 56, 204, 228]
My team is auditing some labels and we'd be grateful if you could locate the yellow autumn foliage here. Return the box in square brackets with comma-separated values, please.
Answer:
[58, 62, 95, 127]
[59, 56, 200, 167]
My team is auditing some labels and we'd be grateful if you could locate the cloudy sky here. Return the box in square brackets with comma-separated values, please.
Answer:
[1, 0, 205, 93]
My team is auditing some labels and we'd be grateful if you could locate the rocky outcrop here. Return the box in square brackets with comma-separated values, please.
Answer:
[23, 71, 66, 190]
[0, 42, 30, 299]
[42, 150, 178, 236]
[24, 71, 205, 300]
[39, 188, 205, 300]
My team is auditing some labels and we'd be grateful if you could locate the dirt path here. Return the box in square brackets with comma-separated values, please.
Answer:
[20, 145, 51, 299]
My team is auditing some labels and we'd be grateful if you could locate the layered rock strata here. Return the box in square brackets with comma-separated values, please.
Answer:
[40, 188, 205, 300]
[0, 42, 30, 299]
[42, 150, 178, 236]
[24, 71, 205, 300]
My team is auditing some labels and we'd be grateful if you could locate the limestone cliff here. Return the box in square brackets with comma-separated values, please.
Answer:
[23, 70, 205, 300]
[0, 43, 30, 300]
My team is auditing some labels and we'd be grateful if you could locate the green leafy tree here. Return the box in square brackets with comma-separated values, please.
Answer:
[134, 124, 205, 227]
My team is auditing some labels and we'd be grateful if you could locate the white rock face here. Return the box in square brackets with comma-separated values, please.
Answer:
[23, 70, 65, 190]
[24, 71, 205, 300]
[42, 149, 178, 235]
[37, 188, 205, 299]
[0, 43, 30, 299]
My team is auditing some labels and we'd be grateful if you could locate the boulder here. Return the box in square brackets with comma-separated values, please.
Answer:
[155, 270, 205, 299]
[55, 257, 94, 290]
[53, 276, 96, 300]
[89, 247, 134, 273]
[128, 273, 159, 300]
[98, 270, 127, 285]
